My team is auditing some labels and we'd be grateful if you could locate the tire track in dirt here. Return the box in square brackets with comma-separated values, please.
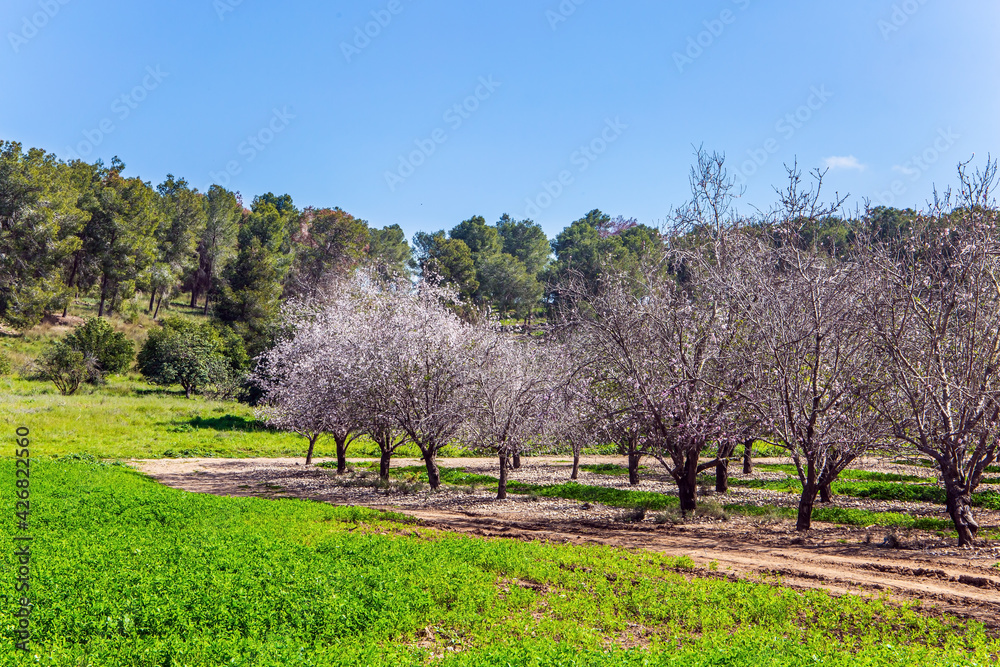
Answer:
[395, 508, 1000, 630]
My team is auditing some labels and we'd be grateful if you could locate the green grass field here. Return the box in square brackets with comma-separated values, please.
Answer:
[1, 460, 997, 666]
[0, 377, 474, 461]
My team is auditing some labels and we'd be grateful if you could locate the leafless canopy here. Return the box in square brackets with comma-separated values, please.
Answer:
[859, 157, 1000, 545]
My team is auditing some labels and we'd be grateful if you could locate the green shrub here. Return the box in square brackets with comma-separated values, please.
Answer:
[0, 348, 11, 376]
[64, 316, 135, 382]
[137, 318, 247, 398]
[36, 341, 92, 395]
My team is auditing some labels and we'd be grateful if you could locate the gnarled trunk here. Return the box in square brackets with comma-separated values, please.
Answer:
[424, 451, 441, 490]
[512, 452, 521, 470]
[796, 481, 818, 531]
[676, 453, 699, 512]
[571, 451, 580, 480]
[944, 480, 979, 546]
[715, 459, 729, 494]
[497, 454, 508, 500]
[305, 434, 319, 465]
[819, 483, 833, 503]
[334, 434, 349, 475]
[742, 438, 753, 474]
[628, 450, 641, 486]
[379, 449, 392, 482]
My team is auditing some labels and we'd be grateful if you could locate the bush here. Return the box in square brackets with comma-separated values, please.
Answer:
[0, 349, 11, 376]
[37, 342, 93, 395]
[63, 317, 134, 383]
[619, 506, 647, 523]
[120, 296, 143, 324]
[137, 319, 247, 398]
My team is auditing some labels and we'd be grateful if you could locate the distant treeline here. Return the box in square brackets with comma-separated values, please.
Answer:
[0, 139, 918, 354]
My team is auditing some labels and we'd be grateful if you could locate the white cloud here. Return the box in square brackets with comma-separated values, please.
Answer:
[823, 155, 867, 171]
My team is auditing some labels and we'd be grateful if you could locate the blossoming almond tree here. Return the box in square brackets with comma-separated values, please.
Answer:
[255, 294, 365, 468]
[466, 329, 556, 499]
[732, 238, 886, 530]
[566, 261, 745, 511]
[358, 329, 414, 482]
[727, 168, 886, 531]
[370, 283, 476, 490]
[860, 160, 1000, 545]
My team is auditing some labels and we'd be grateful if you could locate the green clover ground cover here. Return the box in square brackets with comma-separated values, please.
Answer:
[743, 465, 1000, 510]
[1, 461, 997, 666]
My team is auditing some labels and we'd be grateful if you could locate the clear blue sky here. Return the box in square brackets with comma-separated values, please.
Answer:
[3, 0, 998, 241]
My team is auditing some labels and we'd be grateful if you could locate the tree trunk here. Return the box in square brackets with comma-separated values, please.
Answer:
[305, 434, 318, 466]
[715, 458, 729, 494]
[65, 253, 80, 291]
[571, 451, 580, 480]
[512, 452, 521, 470]
[677, 454, 699, 512]
[742, 438, 753, 475]
[153, 294, 163, 319]
[334, 434, 349, 474]
[98, 274, 109, 317]
[190, 287, 199, 309]
[64, 253, 81, 317]
[945, 481, 979, 546]
[184, 384, 192, 399]
[628, 450, 641, 486]
[148, 291, 156, 313]
[819, 483, 833, 503]
[202, 259, 214, 315]
[497, 453, 508, 500]
[379, 449, 392, 482]
[796, 482, 818, 531]
[677, 479, 697, 512]
[424, 451, 441, 490]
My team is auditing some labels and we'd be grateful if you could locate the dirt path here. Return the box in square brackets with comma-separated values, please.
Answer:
[397, 507, 1000, 630]
[130, 456, 1000, 630]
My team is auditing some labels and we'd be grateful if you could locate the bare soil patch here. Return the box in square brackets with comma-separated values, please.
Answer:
[131, 455, 1000, 631]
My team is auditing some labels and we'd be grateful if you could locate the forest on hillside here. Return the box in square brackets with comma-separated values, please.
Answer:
[0, 139, 913, 356]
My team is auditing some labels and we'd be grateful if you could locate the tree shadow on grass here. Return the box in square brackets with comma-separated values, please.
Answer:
[134, 387, 188, 398]
[184, 415, 276, 433]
